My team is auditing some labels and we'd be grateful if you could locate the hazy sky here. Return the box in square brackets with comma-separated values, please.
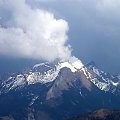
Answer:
[0, 0, 120, 74]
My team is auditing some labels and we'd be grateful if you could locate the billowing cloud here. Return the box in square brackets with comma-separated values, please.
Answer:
[0, 0, 71, 62]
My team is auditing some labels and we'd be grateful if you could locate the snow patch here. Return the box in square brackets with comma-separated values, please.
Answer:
[93, 67, 101, 76]
[110, 81, 119, 86]
[33, 62, 50, 69]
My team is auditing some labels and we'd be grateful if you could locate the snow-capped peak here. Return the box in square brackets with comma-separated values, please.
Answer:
[58, 56, 84, 72]
[69, 56, 84, 69]
[58, 62, 77, 72]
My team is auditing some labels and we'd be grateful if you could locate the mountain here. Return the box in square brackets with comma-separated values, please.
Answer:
[0, 57, 120, 120]
[68, 109, 120, 120]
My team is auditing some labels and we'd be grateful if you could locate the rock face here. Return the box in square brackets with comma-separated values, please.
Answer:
[68, 109, 120, 120]
[0, 58, 120, 120]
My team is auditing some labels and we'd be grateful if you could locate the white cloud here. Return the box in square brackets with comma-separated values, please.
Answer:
[0, 0, 71, 62]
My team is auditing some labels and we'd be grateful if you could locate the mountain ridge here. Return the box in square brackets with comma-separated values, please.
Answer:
[67, 108, 120, 120]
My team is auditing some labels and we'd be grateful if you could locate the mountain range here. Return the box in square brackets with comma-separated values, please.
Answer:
[0, 57, 120, 120]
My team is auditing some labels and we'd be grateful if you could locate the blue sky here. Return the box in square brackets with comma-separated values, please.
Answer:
[0, 0, 120, 74]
